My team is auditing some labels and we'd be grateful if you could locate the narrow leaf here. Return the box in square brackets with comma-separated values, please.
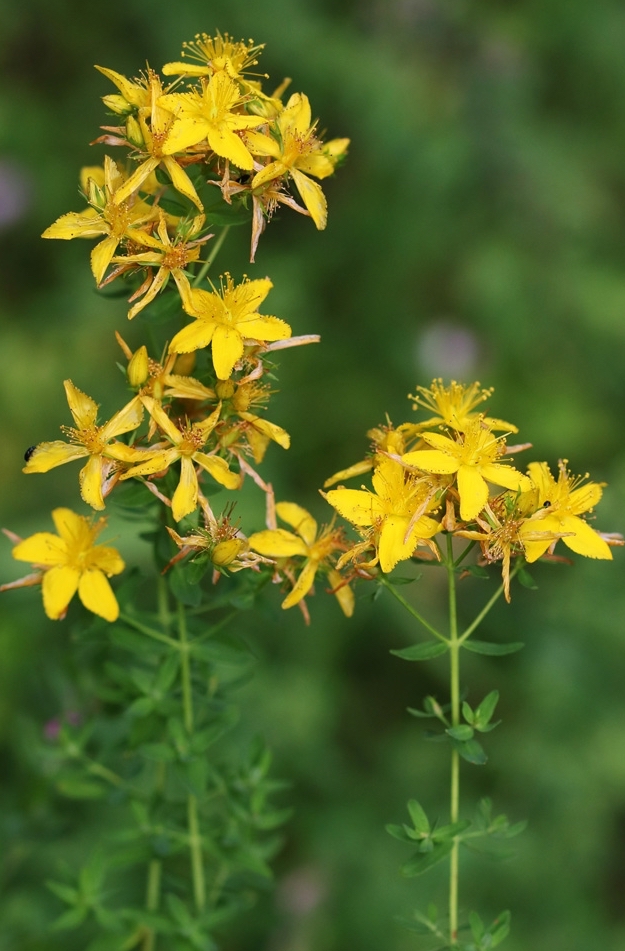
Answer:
[475, 690, 499, 727]
[446, 724, 474, 741]
[391, 641, 448, 661]
[401, 840, 453, 877]
[407, 799, 431, 834]
[518, 567, 538, 589]
[463, 640, 524, 656]
[454, 737, 487, 765]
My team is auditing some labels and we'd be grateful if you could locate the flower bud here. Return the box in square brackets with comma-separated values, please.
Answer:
[127, 346, 149, 387]
[232, 385, 252, 411]
[173, 352, 196, 376]
[126, 115, 145, 149]
[212, 538, 245, 567]
[102, 94, 133, 116]
[215, 380, 236, 400]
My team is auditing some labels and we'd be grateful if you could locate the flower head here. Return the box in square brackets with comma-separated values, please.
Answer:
[5, 509, 124, 621]
[409, 379, 517, 433]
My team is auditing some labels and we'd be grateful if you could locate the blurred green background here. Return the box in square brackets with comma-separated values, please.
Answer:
[2, 0, 625, 948]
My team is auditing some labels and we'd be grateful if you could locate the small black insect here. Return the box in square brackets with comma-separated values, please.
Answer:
[24, 446, 36, 462]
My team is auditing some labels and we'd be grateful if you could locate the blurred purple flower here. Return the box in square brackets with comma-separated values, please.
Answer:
[416, 320, 480, 379]
[0, 159, 31, 229]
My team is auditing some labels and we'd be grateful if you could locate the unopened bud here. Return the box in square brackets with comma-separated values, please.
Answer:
[127, 346, 149, 387]
[102, 94, 133, 115]
[126, 115, 145, 149]
[232, 386, 252, 411]
[215, 380, 236, 400]
[212, 538, 245, 566]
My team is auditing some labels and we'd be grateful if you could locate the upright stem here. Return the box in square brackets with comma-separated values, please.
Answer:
[193, 225, 231, 287]
[446, 535, 460, 947]
[141, 859, 162, 951]
[178, 602, 206, 913]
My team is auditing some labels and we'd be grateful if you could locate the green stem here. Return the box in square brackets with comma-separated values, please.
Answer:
[446, 536, 460, 948]
[85, 759, 125, 788]
[120, 612, 179, 649]
[379, 576, 448, 643]
[458, 561, 523, 645]
[157, 576, 171, 633]
[193, 225, 231, 287]
[453, 539, 476, 568]
[142, 859, 162, 951]
[178, 603, 206, 913]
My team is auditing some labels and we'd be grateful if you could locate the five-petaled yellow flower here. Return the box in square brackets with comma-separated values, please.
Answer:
[325, 458, 441, 573]
[248, 502, 354, 615]
[9, 508, 124, 621]
[409, 379, 517, 433]
[23, 381, 144, 510]
[169, 274, 291, 380]
[519, 461, 613, 562]
[402, 418, 531, 522]
[120, 397, 241, 522]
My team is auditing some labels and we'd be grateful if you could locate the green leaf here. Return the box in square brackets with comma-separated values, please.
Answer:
[386, 823, 414, 842]
[385, 576, 418, 585]
[110, 626, 167, 657]
[192, 640, 252, 667]
[391, 641, 448, 661]
[453, 737, 487, 765]
[46, 880, 79, 904]
[401, 840, 453, 877]
[462, 640, 524, 656]
[467, 564, 489, 579]
[446, 724, 474, 741]
[469, 910, 485, 943]
[490, 910, 511, 946]
[51, 905, 88, 931]
[518, 567, 538, 590]
[127, 697, 155, 717]
[56, 778, 107, 799]
[407, 799, 431, 834]
[462, 700, 475, 725]
[431, 820, 470, 841]
[475, 690, 500, 729]
[139, 743, 176, 762]
[168, 565, 202, 607]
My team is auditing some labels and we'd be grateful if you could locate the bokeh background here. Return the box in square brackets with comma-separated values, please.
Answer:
[2, 0, 625, 948]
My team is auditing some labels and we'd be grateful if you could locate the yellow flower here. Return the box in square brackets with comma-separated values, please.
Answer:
[158, 72, 265, 170]
[110, 212, 206, 318]
[162, 32, 265, 87]
[7, 508, 124, 621]
[519, 461, 613, 561]
[323, 422, 421, 488]
[402, 419, 531, 522]
[247, 93, 349, 229]
[41, 156, 157, 284]
[98, 68, 204, 211]
[169, 274, 291, 380]
[248, 502, 354, 615]
[120, 397, 241, 522]
[325, 458, 441, 573]
[409, 379, 517, 433]
[23, 382, 144, 510]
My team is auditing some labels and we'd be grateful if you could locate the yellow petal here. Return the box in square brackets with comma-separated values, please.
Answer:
[238, 315, 292, 342]
[248, 529, 308, 558]
[169, 320, 216, 354]
[325, 488, 384, 527]
[527, 462, 555, 502]
[251, 160, 287, 191]
[206, 124, 255, 170]
[212, 324, 244, 380]
[90, 235, 119, 283]
[560, 514, 612, 560]
[290, 168, 327, 229]
[100, 396, 144, 442]
[78, 568, 120, 621]
[141, 396, 182, 444]
[402, 449, 459, 474]
[456, 466, 489, 521]
[519, 514, 560, 563]
[239, 413, 290, 449]
[120, 448, 179, 480]
[323, 459, 373, 488]
[378, 515, 417, 573]
[421, 432, 458, 452]
[89, 545, 125, 576]
[23, 441, 89, 473]
[64, 380, 98, 429]
[282, 559, 317, 609]
[12, 533, 66, 567]
[79, 455, 105, 510]
[94, 65, 146, 106]
[42, 565, 80, 619]
[112, 158, 160, 206]
[51, 507, 89, 545]
[172, 456, 198, 522]
[194, 452, 242, 489]
[480, 463, 531, 492]
[569, 482, 604, 515]
[246, 131, 281, 158]
[327, 568, 354, 618]
[296, 152, 334, 180]
[161, 156, 203, 210]
[42, 210, 107, 240]
[276, 502, 317, 546]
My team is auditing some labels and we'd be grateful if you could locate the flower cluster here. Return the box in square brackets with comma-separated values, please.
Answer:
[2, 32, 350, 624]
[322, 380, 621, 601]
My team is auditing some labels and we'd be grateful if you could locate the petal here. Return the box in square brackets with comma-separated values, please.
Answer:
[421, 432, 459, 452]
[42, 565, 80, 619]
[327, 568, 354, 618]
[251, 161, 287, 190]
[42, 210, 107, 240]
[94, 65, 146, 105]
[325, 488, 384, 527]
[456, 466, 489, 521]
[51, 507, 90, 545]
[290, 168, 327, 229]
[519, 514, 560, 563]
[78, 569, 120, 621]
[248, 529, 308, 558]
[89, 545, 125, 576]
[527, 462, 555, 502]
[282, 93, 312, 135]
[183, 287, 224, 320]
[480, 464, 531, 492]
[120, 448, 179, 479]
[245, 131, 281, 158]
[296, 152, 334, 180]
[402, 449, 459, 474]
[239, 413, 290, 449]
[206, 125, 255, 170]
[282, 560, 317, 609]
[560, 514, 612, 560]
[162, 117, 209, 154]
[100, 396, 144, 442]
[90, 235, 119, 283]
[238, 315, 292, 342]
[228, 277, 273, 313]
[169, 320, 216, 354]
[193, 452, 242, 489]
[276, 502, 317, 546]
[569, 482, 604, 515]
[172, 456, 199, 522]
[112, 158, 160, 206]
[12, 533, 67, 567]
[162, 156, 203, 210]
[79, 455, 105, 510]
[323, 459, 373, 488]
[378, 515, 416, 572]
[64, 380, 98, 429]
[141, 397, 182, 444]
[23, 441, 89, 473]
[211, 324, 244, 380]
